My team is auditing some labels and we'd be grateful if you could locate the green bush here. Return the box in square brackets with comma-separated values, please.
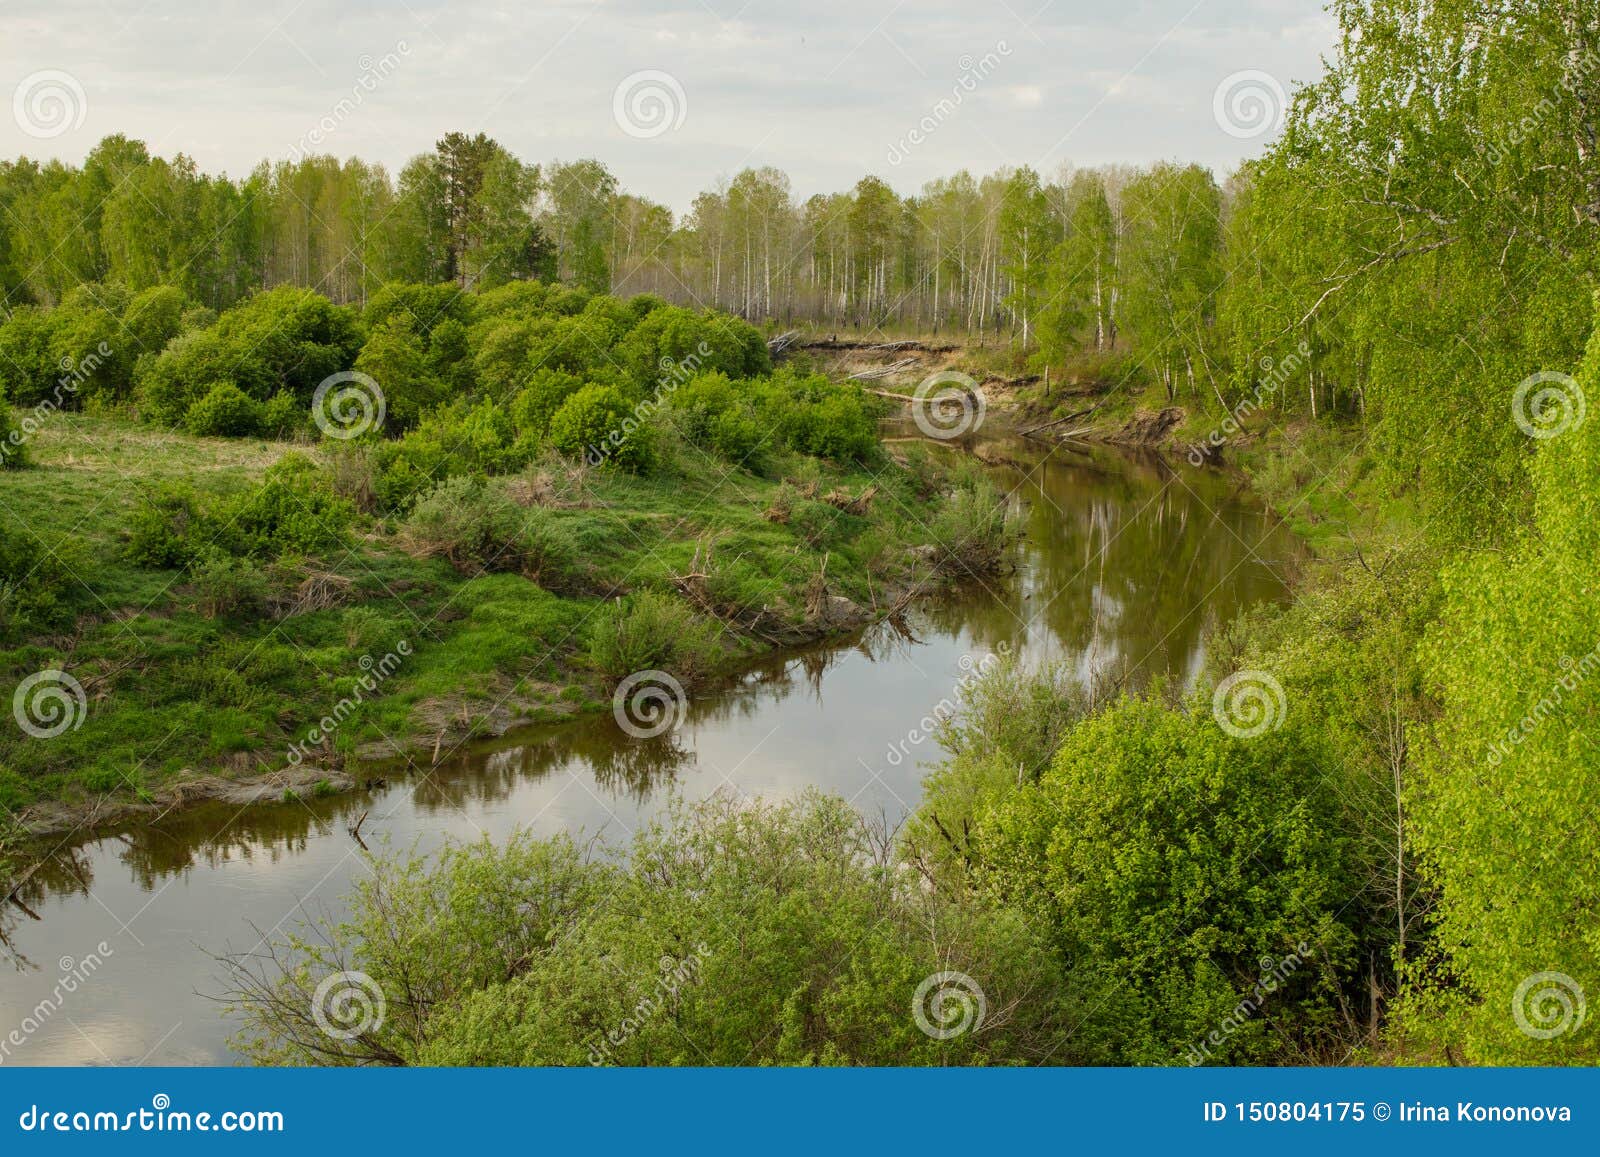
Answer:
[372, 400, 532, 512]
[587, 588, 721, 682]
[0, 406, 26, 469]
[130, 456, 356, 569]
[227, 792, 1070, 1067]
[668, 372, 768, 470]
[191, 547, 269, 618]
[970, 697, 1358, 1064]
[548, 384, 656, 474]
[220, 453, 355, 559]
[185, 381, 264, 437]
[0, 306, 62, 405]
[261, 390, 303, 437]
[0, 519, 78, 637]
[354, 315, 446, 431]
[508, 368, 583, 443]
[126, 484, 206, 569]
[925, 478, 1011, 574]
[402, 476, 574, 585]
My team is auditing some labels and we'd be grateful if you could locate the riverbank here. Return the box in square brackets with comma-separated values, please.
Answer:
[0, 409, 1003, 845]
[0, 423, 1301, 1061]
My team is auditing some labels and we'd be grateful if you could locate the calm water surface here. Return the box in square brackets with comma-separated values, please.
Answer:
[0, 430, 1303, 1064]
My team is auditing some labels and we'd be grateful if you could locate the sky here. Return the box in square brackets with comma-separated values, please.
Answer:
[1, 0, 1336, 213]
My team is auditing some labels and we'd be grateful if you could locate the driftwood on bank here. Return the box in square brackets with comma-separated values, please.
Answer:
[1020, 399, 1106, 438]
[847, 357, 919, 381]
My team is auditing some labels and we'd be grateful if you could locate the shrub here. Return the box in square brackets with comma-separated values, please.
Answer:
[0, 306, 62, 405]
[261, 390, 303, 438]
[219, 454, 355, 559]
[926, 477, 1011, 574]
[0, 406, 26, 469]
[127, 484, 205, 569]
[185, 381, 264, 437]
[0, 520, 77, 636]
[548, 384, 656, 474]
[353, 315, 444, 431]
[371, 400, 531, 513]
[508, 368, 583, 443]
[587, 588, 721, 682]
[191, 548, 269, 618]
[226, 792, 1070, 1067]
[970, 697, 1358, 1064]
[122, 286, 188, 357]
[668, 372, 768, 470]
[402, 476, 574, 584]
[789, 499, 843, 548]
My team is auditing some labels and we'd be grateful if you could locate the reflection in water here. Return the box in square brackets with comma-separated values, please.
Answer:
[0, 432, 1303, 1064]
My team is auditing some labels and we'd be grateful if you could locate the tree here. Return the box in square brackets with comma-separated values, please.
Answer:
[1119, 164, 1221, 400]
[998, 166, 1061, 348]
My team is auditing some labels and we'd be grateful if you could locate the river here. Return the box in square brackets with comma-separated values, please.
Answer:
[0, 427, 1304, 1065]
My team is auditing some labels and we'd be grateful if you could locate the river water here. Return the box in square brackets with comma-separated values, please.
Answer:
[0, 429, 1303, 1065]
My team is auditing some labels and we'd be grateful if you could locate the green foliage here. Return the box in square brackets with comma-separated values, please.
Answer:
[222, 453, 355, 559]
[587, 589, 721, 683]
[229, 792, 1071, 1067]
[925, 477, 1011, 574]
[191, 548, 269, 618]
[753, 371, 877, 464]
[507, 368, 583, 443]
[548, 384, 656, 474]
[128, 454, 353, 568]
[184, 381, 264, 437]
[0, 306, 64, 405]
[970, 697, 1358, 1064]
[0, 518, 78, 637]
[668, 371, 769, 470]
[0, 406, 26, 469]
[1398, 300, 1600, 1064]
[402, 476, 574, 584]
[135, 286, 362, 424]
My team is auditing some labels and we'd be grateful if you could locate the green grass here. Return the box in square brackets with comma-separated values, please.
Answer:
[0, 412, 956, 814]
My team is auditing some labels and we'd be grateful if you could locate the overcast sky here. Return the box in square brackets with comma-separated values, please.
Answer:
[2, 0, 1335, 213]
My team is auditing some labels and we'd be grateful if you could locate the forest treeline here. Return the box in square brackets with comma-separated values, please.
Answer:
[0, 130, 1214, 367]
